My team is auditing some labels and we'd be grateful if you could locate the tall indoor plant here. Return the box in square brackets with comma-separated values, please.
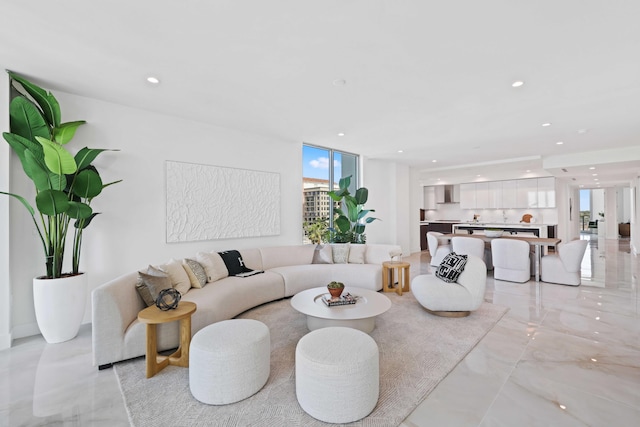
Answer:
[327, 175, 378, 243]
[2, 71, 120, 342]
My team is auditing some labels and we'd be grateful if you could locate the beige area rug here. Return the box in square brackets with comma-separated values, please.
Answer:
[114, 291, 507, 426]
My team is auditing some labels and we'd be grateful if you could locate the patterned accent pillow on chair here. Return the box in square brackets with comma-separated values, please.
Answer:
[435, 252, 468, 283]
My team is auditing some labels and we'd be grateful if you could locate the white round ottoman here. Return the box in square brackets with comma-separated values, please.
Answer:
[295, 327, 379, 423]
[189, 319, 270, 405]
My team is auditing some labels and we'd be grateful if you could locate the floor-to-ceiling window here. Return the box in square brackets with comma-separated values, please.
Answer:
[302, 144, 359, 243]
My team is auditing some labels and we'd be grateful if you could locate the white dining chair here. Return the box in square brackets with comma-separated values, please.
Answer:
[426, 232, 452, 267]
[491, 238, 531, 283]
[451, 236, 484, 258]
[540, 239, 588, 286]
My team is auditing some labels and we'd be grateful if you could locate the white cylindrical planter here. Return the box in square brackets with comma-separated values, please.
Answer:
[33, 273, 87, 343]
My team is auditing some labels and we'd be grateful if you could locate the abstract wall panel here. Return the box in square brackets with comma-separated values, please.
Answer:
[166, 161, 280, 242]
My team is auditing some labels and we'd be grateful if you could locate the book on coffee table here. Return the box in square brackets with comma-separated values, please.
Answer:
[322, 293, 359, 307]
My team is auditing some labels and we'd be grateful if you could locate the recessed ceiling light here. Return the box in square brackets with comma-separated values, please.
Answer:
[559, 404, 567, 410]
[592, 173, 598, 176]
[526, 170, 531, 173]
[477, 174, 481, 177]
[594, 178, 599, 181]
[556, 141, 564, 145]
[397, 150, 404, 153]
[432, 160, 437, 163]
[332, 79, 346, 86]
[542, 122, 552, 127]
[589, 166, 596, 170]
[337, 132, 345, 137]
[512, 81, 524, 88]
[146, 76, 160, 84]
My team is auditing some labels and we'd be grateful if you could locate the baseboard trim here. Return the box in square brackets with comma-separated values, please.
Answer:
[12, 322, 41, 340]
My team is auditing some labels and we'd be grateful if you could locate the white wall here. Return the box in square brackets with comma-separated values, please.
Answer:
[0, 72, 11, 348]
[363, 159, 411, 255]
[7, 91, 304, 340]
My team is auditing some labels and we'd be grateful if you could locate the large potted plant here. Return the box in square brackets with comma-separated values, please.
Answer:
[327, 175, 378, 243]
[1, 72, 120, 343]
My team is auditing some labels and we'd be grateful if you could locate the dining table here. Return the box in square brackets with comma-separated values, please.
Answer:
[439, 233, 561, 282]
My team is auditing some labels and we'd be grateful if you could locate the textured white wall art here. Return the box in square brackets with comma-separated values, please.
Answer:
[166, 161, 281, 242]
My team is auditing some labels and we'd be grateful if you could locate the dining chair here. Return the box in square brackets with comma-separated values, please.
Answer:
[426, 232, 452, 267]
[451, 236, 491, 269]
[540, 239, 588, 286]
[491, 238, 531, 283]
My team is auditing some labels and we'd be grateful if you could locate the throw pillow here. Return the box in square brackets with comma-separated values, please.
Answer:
[435, 252, 468, 283]
[331, 243, 350, 264]
[159, 258, 192, 295]
[312, 244, 333, 264]
[218, 250, 252, 275]
[183, 259, 208, 288]
[348, 244, 366, 264]
[196, 251, 229, 283]
[136, 266, 172, 306]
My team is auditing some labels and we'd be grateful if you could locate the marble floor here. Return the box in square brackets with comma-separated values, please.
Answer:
[1, 234, 637, 426]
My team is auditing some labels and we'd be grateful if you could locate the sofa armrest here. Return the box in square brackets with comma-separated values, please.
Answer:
[91, 271, 145, 367]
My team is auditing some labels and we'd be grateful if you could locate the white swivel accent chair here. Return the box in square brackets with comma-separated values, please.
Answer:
[491, 239, 531, 283]
[427, 232, 452, 267]
[541, 239, 588, 286]
[412, 255, 487, 317]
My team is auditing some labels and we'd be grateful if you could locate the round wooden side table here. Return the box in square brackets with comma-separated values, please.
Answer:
[382, 261, 411, 296]
[137, 301, 197, 378]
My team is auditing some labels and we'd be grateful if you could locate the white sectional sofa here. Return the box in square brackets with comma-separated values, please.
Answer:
[92, 243, 401, 368]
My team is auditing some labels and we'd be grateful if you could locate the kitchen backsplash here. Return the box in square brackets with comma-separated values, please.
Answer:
[423, 203, 558, 224]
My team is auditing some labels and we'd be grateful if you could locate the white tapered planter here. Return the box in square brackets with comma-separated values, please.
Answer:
[33, 273, 87, 344]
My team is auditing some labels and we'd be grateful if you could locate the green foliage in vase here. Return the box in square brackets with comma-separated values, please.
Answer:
[1, 72, 121, 278]
[327, 175, 378, 243]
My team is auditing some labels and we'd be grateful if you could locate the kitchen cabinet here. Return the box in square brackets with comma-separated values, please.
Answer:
[488, 181, 502, 209]
[475, 182, 489, 208]
[459, 183, 476, 209]
[517, 179, 538, 208]
[423, 186, 436, 210]
[537, 177, 556, 208]
[501, 180, 517, 208]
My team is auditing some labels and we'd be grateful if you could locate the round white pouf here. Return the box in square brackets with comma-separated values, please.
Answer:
[189, 319, 270, 405]
[295, 327, 379, 423]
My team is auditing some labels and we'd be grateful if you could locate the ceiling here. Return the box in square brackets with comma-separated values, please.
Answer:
[2, 1, 640, 188]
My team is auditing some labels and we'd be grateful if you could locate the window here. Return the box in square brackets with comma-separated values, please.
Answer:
[302, 144, 359, 243]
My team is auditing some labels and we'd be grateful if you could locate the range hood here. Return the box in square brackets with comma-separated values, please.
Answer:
[437, 184, 460, 204]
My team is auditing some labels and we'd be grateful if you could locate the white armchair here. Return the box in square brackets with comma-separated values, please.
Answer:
[541, 239, 588, 286]
[412, 255, 487, 317]
[491, 239, 531, 283]
[427, 232, 452, 267]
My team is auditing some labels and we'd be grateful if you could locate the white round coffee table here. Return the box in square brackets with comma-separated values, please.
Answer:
[290, 287, 391, 333]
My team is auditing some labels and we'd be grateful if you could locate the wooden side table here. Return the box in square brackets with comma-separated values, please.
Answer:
[137, 301, 197, 378]
[382, 261, 410, 296]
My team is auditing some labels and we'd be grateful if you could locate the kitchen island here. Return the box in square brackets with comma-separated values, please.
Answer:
[452, 222, 556, 239]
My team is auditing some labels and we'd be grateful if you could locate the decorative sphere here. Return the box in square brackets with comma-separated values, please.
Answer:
[156, 288, 181, 311]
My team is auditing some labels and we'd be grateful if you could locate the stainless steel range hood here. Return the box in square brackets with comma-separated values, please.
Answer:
[437, 184, 459, 204]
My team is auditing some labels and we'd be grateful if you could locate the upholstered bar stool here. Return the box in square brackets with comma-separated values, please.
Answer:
[296, 327, 379, 423]
[189, 319, 270, 405]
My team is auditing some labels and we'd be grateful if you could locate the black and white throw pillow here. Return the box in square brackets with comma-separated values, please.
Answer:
[218, 250, 264, 277]
[435, 252, 468, 283]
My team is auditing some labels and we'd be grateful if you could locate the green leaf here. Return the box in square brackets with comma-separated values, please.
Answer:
[9, 72, 61, 127]
[354, 224, 366, 234]
[0, 191, 36, 216]
[3, 132, 44, 177]
[354, 187, 368, 205]
[66, 201, 93, 219]
[9, 97, 50, 142]
[53, 121, 86, 145]
[74, 147, 117, 170]
[335, 216, 351, 233]
[101, 179, 123, 189]
[74, 212, 100, 229]
[364, 217, 378, 224]
[23, 150, 51, 190]
[344, 197, 358, 222]
[72, 169, 103, 198]
[338, 175, 351, 191]
[36, 136, 77, 174]
[35, 189, 69, 216]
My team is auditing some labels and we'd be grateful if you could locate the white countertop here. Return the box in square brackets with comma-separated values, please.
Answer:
[452, 222, 555, 227]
